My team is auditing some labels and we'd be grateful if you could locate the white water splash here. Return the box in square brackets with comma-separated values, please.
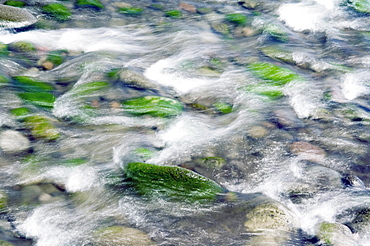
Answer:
[341, 71, 370, 100]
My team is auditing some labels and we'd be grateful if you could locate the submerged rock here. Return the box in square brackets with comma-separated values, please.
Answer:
[290, 141, 326, 163]
[24, 115, 60, 141]
[0, 190, 8, 212]
[42, 3, 72, 21]
[122, 96, 183, 118]
[0, 130, 30, 154]
[0, 4, 37, 28]
[92, 225, 155, 246]
[316, 222, 358, 246]
[122, 162, 226, 202]
[75, 0, 104, 9]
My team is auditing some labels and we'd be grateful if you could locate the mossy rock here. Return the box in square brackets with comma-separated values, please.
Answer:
[316, 222, 356, 246]
[13, 76, 54, 92]
[93, 225, 155, 246]
[8, 41, 36, 53]
[4, 0, 26, 7]
[264, 24, 289, 42]
[10, 107, 31, 118]
[76, 0, 104, 9]
[72, 81, 110, 96]
[347, 0, 370, 13]
[260, 46, 295, 65]
[197, 7, 212, 14]
[24, 115, 60, 141]
[0, 190, 8, 212]
[0, 74, 10, 86]
[134, 148, 154, 160]
[18, 91, 56, 109]
[245, 84, 284, 100]
[0, 4, 37, 25]
[247, 62, 302, 86]
[118, 7, 143, 15]
[211, 23, 230, 35]
[196, 157, 226, 170]
[213, 102, 233, 114]
[164, 10, 182, 18]
[225, 13, 247, 26]
[122, 96, 183, 118]
[123, 162, 226, 202]
[0, 42, 9, 56]
[42, 3, 72, 21]
[0, 240, 14, 246]
[46, 50, 67, 66]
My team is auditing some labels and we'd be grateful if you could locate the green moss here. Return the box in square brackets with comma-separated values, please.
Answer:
[24, 115, 60, 141]
[4, 0, 25, 7]
[0, 240, 14, 246]
[123, 162, 226, 202]
[76, 0, 104, 9]
[134, 148, 154, 160]
[347, 0, 370, 13]
[247, 62, 302, 85]
[46, 50, 67, 66]
[73, 81, 110, 96]
[0, 190, 8, 212]
[225, 13, 247, 26]
[106, 68, 121, 80]
[245, 84, 284, 100]
[18, 92, 56, 109]
[13, 76, 54, 92]
[264, 24, 289, 42]
[10, 107, 31, 118]
[197, 157, 226, 169]
[213, 102, 233, 114]
[0, 74, 10, 86]
[118, 7, 143, 15]
[42, 3, 71, 21]
[8, 41, 36, 53]
[61, 158, 87, 167]
[122, 96, 183, 118]
[165, 10, 183, 18]
[0, 42, 8, 56]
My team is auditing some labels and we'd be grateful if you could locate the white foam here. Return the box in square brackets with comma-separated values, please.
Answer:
[341, 71, 370, 100]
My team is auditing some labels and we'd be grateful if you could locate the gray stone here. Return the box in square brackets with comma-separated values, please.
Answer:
[0, 4, 37, 28]
[0, 130, 30, 154]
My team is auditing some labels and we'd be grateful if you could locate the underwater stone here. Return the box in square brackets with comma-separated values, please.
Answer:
[75, 0, 104, 9]
[264, 24, 289, 42]
[8, 41, 36, 53]
[118, 69, 154, 89]
[179, 3, 196, 13]
[316, 222, 357, 246]
[4, 0, 26, 7]
[123, 162, 226, 202]
[225, 13, 247, 26]
[118, 7, 143, 15]
[122, 96, 183, 118]
[18, 91, 56, 109]
[24, 115, 60, 141]
[290, 141, 326, 163]
[42, 3, 72, 21]
[0, 130, 30, 154]
[0, 4, 37, 27]
[164, 10, 183, 18]
[0, 240, 14, 246]
[347, 0, 370, 13]
[260, 46, 295, 65]
[13, 76, 54, 92]
[247, 62, 302, 85]
[213, 102, 233, 114]
[72, 81, 110, 96]
[93, 225, 155, 246]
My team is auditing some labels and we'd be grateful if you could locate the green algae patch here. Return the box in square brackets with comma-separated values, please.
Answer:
[0, 74, 10, 86]
[213, 102, 233, 114]
[24, 115, 60, 141]
[225, 13, 247, 26]
[260, 46, 295, 65]
[4, 0, 26, 7]
[18, 92, 56, 109]
[165, 10, 183, 18]
[247, 62, 302, 85]
[264, 24, 289, 42]
[73, 81, 110, 96]
[8, 41, 36, 53]
[0, 190, 8, 212]
[13, 76, 54, 92]
[134, 148, 154, 160]
[123, 162, 226, 202]
[118, 7, 143, 15]
[10, 107, 31, 119]
[76, 0, 104, 9]
[46, 50, 67, 66]
[61, 158, 87, 167]
[42, 3, 72, 21]
[245, 84, 284, 100]
[0, 43, 9, 56]
[347, 0, 370, 13]
[122, 96, 183, 117]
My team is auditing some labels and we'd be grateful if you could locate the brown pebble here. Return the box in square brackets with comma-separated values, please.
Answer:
[110, 101, 121, 109]
[179, 3, 196, 13]
[290, 141, 326, 163]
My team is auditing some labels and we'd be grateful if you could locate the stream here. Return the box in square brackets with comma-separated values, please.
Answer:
[0, 0, 370, 245]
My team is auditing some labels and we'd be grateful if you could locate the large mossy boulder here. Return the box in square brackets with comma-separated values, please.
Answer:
[316, 222, 357, 246]
[123, 162, 226, 202]
[0, 4, 37, 27]
[42, 3, 72, 21]
[8, 41, 36, 53]
[122, 96, 183, 117]
[92, 225, 155, 246]
[24, 115, 60, 141]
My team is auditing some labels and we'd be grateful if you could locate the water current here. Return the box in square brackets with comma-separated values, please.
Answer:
[0, 0, 370, 245]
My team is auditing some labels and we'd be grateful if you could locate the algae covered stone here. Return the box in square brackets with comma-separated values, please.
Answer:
[316, 222, 357, 246]
[24, 115, 60, 141]
[347, 0, 370, 13]
[8, 41, 36, 53]
[13, 76, 54, 92]
[76, 0, 104, 9]
[164, 10, 182, 18]
[93, 225, 155, 246]
[42, 3, 72, 21]
[0, 4, 37, 27]
[225, 13, 247, 26]
[123, 162, 226, 202]
[247, 62, 302, 85]
[122, 96, 183, 117]
[0, 190, 8, 212]
[118, 7, 143, 15]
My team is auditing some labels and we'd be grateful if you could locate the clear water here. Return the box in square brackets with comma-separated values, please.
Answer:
[1, 0, 370, 245]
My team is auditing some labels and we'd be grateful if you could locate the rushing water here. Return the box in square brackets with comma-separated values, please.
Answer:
[0, 0, 370, 245]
